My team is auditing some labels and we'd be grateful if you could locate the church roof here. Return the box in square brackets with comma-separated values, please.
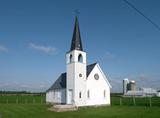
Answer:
[87, 63, 97, 77]
[46, 73, 66, 92]
[47, 63, 96, 91]
[70, 16, 83, 51]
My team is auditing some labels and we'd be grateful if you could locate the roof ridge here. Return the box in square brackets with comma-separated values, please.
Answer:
[87, 63, 97, 77]
[87, 62, 97, 66]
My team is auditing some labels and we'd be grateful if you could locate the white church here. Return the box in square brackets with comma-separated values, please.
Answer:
[46, 17, 111, 107]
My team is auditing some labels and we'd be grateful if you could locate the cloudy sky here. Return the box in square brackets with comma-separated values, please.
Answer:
[0, 0, 160, 92]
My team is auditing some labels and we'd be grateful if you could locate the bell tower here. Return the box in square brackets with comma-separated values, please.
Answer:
[66, 16, 87, 106]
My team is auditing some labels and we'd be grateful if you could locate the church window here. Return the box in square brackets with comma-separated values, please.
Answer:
[79, 92, 82, 98]
[87, 90, 90, 98]
[94, 74, 99, 80]
[78, 54, 83, 62]
[79, 73, 82, 77]
[104, 90, 106, 98]
[69, 54, 72, 63]
[53, 91, 55, 99]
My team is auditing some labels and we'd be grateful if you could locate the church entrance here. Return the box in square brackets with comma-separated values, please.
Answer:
[68, 89, 73, 104]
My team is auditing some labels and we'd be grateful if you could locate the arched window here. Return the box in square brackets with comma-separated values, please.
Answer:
[104, 90, 106, 98]
[78, 54, 83, 63]
[69, 54, 72, 63]
[79, 92, 82, 98]
[87, 90, 90, 98]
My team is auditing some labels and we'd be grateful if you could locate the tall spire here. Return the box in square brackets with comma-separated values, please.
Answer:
[70, 16, 83, 51]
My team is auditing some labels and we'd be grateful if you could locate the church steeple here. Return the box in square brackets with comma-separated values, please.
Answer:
[70, 16, 83, 51]
[66, 16, 87, 105]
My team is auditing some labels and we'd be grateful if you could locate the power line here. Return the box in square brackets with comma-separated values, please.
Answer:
[123, 0, 160, 31]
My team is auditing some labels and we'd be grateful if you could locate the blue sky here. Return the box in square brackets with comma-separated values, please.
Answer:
[0, 0, 160, 92]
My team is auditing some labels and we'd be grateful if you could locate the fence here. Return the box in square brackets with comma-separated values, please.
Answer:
[0, 95, 160, 106]
[0, 95, 46, 104]
[111, 97, 160, 107]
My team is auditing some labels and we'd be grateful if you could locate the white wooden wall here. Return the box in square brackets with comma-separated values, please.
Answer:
[86, 64, 111, 106]
[46, 89, 66, 104]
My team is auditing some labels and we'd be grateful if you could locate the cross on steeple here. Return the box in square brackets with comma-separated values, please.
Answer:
[74, 9, 80, 16]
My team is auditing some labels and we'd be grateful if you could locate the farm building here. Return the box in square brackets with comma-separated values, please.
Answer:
[123, 78, 136, 94]
[157, 90, 160, 97]
[124, 88, 157, 97]
[46, 17, 111, 107]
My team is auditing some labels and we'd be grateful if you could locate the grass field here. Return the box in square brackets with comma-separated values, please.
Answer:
[0, 104, 160, 118]
[0, 95, 160, 118]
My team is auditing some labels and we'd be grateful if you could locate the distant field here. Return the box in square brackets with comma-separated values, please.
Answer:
[0, 95, 45, 104]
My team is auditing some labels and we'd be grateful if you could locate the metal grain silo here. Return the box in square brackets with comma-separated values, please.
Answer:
[127, 80, 136, 91]
[123, 78, 129, 94]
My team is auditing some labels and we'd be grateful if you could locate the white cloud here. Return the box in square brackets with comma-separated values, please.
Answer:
[104, 51, 116, 59]
[0, 82, 49, 92]
[0, 45, 8, 53]
[29, 43, 57, 54]
[138, 73, 149, 80]
[109, 77, 123, 93]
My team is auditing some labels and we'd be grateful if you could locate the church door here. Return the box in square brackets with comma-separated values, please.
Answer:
[68, 89, 73, 104]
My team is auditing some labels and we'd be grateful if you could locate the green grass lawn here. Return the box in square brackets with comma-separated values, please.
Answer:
[0, 104, 160, 118]
[0, 95, 160, 118]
